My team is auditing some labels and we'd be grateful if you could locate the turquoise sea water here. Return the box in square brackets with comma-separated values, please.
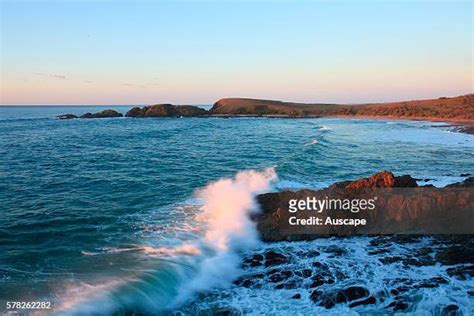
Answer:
[0, 106, 473, 314]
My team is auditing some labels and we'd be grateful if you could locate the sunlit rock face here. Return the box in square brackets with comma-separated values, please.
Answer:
[255, 171, 474, 241]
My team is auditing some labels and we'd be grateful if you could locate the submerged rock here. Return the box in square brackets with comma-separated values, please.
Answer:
[446, 265, 474, 280]
[311, 286, 371, 309]
[264, 250, 288, 267]
[440, 304, 460, 316]
[56, 114, 78, 119]
[291, 293, 301, 299]
[386, 298, 410, 312]
[435, 244, 474, 265]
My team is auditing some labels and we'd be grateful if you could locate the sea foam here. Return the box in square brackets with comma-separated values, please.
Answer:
[55, 168, 277, 315]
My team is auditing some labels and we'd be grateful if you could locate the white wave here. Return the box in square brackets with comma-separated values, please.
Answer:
[419, 176, 466, 188]
[304, 139, 318, 146]
[55, 167, 277, 315]
[173, 167, 277, 304]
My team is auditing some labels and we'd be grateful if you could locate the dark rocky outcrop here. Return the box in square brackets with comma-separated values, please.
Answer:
[58, 109, 123, 119]
[447, 177, 474, 188]
[80, 109, 123, 118]
[233, 235, 473, 311]
[56, 114, 78, 120]
[125, 104, 208, 117]
[255, 171, 474, 241]
[311, 286, 371, 308]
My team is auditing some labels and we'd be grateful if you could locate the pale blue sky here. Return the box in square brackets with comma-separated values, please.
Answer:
[1, 0, 472, 105]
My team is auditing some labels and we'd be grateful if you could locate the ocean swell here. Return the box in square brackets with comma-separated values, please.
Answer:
[54, 168, 277, 315]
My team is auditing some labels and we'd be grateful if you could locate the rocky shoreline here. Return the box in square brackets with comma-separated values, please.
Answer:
[219, 172, 474, 314]
[254, 171, 473, 241]
[56, 94, 474, 134]
[229, 235, 473, 314]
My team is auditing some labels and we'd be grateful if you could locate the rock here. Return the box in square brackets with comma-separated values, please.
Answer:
[233, 276, 253, 288]
[125, 104, 208, 117]
[446, 265, 474, 280]
[386, 299, 410, 312]
[80, 112, 94, 118]
[211, 307, 240, 316]
[142, 104, 177, 117]
[414, 277, 448, 289]
[233, 273, 265, 288]
[440, 304, 460, 316]
[125, 107, 144, 117]
[94, 109, 122, 118]
[447, 177, 474, 188]
[323, 245, 347, 256]
[291, 293, 301, 299]
[264, 251, 288, 267]
[338, 286, 370, 302]
[331, 171, 418, 190]
[294, 269, 312, 278]
[209, 95, 474, 120]
[310, 290, 328, 305]
[254, 171, 474, 241]
[368, 249, 390, 255]
[80, 109, 123, 118]
[177, 105, 209, 117]
[435, 244, 474, 265]
[310, 279, 325, 288]
[268, 273, 287, 283]
[460, 173, 471, 177]
[276, 280, 297, 289]
[243, 254, 264, 267]
[56, 114, 77, 119]
[311, 286, 370, 309]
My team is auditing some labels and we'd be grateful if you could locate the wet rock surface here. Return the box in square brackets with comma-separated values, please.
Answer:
[56, 113, 78, 119]
[227, 235, 474, 313]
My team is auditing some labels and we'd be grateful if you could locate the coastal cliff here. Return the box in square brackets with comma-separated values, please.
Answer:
[57, 94, 474, 124]
[211, 94, 474, 120]
[254, 171, 474, 241]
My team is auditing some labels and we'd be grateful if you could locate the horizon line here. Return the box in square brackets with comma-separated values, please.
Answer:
[1, 92, 472, 107]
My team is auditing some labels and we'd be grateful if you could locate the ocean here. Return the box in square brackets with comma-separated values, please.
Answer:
[0, 106, 473, 315]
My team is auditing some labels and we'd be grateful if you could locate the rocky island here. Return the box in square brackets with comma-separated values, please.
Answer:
[125, 104, 208, 117]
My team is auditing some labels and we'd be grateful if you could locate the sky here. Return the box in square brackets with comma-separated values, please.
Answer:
[0, 0, 472, 105]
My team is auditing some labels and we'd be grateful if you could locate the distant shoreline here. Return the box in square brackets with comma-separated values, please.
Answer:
[52, 94, 473, 134]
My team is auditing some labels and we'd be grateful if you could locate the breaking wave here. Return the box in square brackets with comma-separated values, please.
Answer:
[54, 168, 277, 315]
